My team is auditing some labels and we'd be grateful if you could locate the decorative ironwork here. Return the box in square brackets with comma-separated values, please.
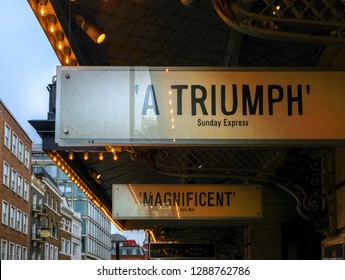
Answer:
[212, 0, 345, 44]
[142, 147, 335, 234]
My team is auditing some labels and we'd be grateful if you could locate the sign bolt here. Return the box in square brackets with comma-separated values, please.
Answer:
[65, 73, 70, 79]
[63, 129, 69, 134]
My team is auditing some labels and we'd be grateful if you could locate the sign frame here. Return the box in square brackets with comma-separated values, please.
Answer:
[55, 66, 345, 147]
[112, 184, 262, 220]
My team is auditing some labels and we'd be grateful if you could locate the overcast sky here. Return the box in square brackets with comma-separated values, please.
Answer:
[0, 0, 59, 143]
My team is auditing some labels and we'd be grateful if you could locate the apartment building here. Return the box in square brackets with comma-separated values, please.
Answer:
[1, 99, 31, 260]
[60, 196, 82, 260]
[31, 168, 60, 259]
[31, 144, 111, 260]
[31, 167, 82, 260]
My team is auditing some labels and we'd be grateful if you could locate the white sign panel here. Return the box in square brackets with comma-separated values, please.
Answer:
[56, 66, 345, 146]
[112, 184, 262, 219]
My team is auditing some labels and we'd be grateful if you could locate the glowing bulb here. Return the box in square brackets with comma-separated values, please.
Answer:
[99, 152, 104, 160]
[48, 23, 56, 34]
[68, 151, 74, 160]
[83, 152, 89, 160]
[63, 46, 71, 65]
[56, 31, 65, 51]
[46, 15, 57, 34]
[113, 152, 118, 161]
[64, 55, 70, 65]
[96, 33, 106, 44]
[38, 2, 47, 17]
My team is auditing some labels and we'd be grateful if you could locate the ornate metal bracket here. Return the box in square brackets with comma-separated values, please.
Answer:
[212, 0, 345, 45]
[142, 147, 336, 234]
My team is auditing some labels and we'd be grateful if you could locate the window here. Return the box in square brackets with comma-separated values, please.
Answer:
[23, 180, 29, 201]
[15, 245, 21, 260]
[17, 174, 23, 197]
[1, 240, 8, 260]
[10, 168, 17, 192]
[3, 162, 10, 187]
[46, 192, 50, 206]
[2, 201, 8, 225]
[51, 219, 54, 237]
[61, 218, 66, 229]
[22, 247, 27, 260]
[45, 243, 49, 260]
[61, 238, 65, 254]
[9, 205, 15, 228]
[18, 140, 24, 162]
[12, 133, 18, 156]
[4, 123, 11, 149]
[51, 196, 54, 209]
[54, 247, 58, 260]
[9, 243, 14, 260]
[50, 245, 54, 260]
[23, 214, 28, 234]
[66, 240, 70, 255]
[16, 209, 22, 231]
[66, 221, 71, 232]
[24, 147, 30, 169]
[55, 222, 58, 238]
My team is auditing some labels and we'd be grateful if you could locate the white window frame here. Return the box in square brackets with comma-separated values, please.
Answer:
[54, 246, 58, 260]
[50, 244, 54, 260]
[18, 140, 24, 162]
[9, 243, 15, 260]
[10, 168, 17, 192]
[11, 132, 18, 157]
[23, 213, 28, 234]
[4, 123, 11, 150]
[61, 218, 66, 229]
[1, 240, 8, 260]
[15, 244, 21, 260]
[9, 205, 15, 229]
[17, 174, 23, 197]
[22, 247, 27, 260]
[3, 161, 10, 187]
[16, 209, 22, 232]
[24, 147, 30, 169]
[1, 201, 9, 226]
[61, 238, 65, 254]
[23, 180, 29, 201]
[66, 240, 71, 255]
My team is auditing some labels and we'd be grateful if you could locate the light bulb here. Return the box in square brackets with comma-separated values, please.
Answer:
[46, 14, 57, 34]
[55, 31, 64, 51]
[38, 2, 47, 17]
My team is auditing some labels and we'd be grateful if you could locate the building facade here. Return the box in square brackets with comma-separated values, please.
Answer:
[70, 204, 82, 260]
[31, 167, 82, 260]
[31, 168, 60, 260]
[1, 99, 31, 260]
[31, 144, 112, 260]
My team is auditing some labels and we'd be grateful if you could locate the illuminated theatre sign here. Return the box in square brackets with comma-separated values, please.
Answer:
[56, 67, 345, 146]
[112, 184, 262, 219]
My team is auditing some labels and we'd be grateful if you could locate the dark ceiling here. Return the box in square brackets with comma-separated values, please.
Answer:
[47, 0, 343, 67]
[28, 0, 345, 256]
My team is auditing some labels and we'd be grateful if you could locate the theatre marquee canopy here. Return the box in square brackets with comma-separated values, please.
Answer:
[55, 67, 345, 146]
